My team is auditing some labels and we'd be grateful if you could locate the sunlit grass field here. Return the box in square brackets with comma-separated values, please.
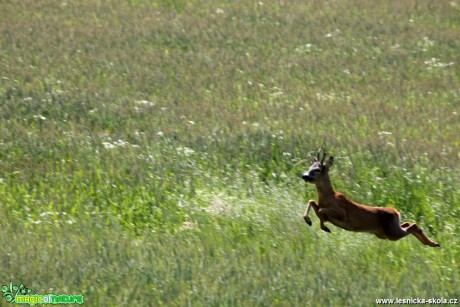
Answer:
[1, 0, 459, 305]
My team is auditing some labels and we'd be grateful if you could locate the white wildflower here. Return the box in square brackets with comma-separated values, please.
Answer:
[176, 146, 195, 156]
[33, 114, 47, 121]
[102, 142, 116, 149]
[386, 142, 396, 147]
[179, 221, 197, 231]
[113, 139, 129, 147]
[269, 87, 284, 97]
[205, 197, 231, 215]
[39, 211, 57, 217]
[424, 58, 454, 70]
[418, 37, 434, 51]
[295, 43, 313, 53]
[134, 100, 154, 106]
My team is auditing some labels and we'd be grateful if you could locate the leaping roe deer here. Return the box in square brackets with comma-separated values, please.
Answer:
[302, 148, 440, 247]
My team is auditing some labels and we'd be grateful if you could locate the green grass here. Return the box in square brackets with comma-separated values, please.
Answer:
[1, 0, 459, 305]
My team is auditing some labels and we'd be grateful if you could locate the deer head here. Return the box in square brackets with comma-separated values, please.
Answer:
[302, 148, 334, 183]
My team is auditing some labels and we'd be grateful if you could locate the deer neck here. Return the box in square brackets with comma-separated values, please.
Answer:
[314, 173, 335, 200]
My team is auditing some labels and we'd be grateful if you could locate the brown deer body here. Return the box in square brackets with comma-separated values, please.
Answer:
[302, 149, 439, 247]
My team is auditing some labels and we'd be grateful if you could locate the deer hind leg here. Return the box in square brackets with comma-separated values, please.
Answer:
[402, 223, 440, 247]
[385, 218, 440, 247]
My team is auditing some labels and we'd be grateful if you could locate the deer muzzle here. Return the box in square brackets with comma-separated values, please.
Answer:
[302, 172, 313, 182]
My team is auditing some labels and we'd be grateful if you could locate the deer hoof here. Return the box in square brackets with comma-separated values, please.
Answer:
[304, 216, 312, 226]
[321, 226, 331, 233]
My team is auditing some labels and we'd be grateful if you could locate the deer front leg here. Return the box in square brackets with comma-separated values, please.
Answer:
[317, 208, 346, 233]
[303, 199, 317, 226]
[303, 200, 334, 233]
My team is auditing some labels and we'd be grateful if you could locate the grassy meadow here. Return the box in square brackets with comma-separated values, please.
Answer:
[1, 0, 459, 305]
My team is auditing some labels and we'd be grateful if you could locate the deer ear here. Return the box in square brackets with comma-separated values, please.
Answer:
[325, 156, 334, 168]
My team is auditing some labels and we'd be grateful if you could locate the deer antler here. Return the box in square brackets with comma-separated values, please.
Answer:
[317, 147, 327, 164]
[321, 149, 327, 164]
